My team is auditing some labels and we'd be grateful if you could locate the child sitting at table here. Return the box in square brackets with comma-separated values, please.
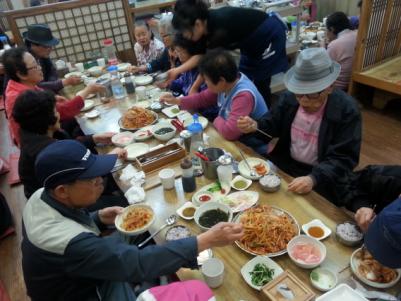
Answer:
[134, 20, 165, 66]
[160, 48, 269, 154]
[168, 34, 205, 96]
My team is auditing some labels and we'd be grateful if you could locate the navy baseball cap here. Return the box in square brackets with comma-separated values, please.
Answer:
[35, 140, 117, 189]
[364, 197, 401, 269]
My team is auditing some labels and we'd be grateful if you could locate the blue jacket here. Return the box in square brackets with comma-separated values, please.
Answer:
[22, 189, 199, 301]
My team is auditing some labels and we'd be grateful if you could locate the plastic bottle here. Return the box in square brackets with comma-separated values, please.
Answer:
[290, 21, 298, 43]
[217, 154, 233, 187]
[187, 114, 203, 155]
[124, 73, 136, 94]
[180, 158, 196, 193]
[108, 66, 125, 99]
[102, 38, 118, 66]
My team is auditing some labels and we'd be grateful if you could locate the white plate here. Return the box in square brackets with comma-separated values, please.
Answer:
[193, 182, 231, 204]
[162, 105, 183, 118]
[350, 248, 401, 289]
[81, 99, 95, 112]
[77, 92, 96, 99]
[135, 75, 153, 86]
[134, 100, 151, 109]
[111, 132, 135, 147]
[238, 157, 270, 180]
[176, 202, 197, 220]
[241, 256, 284, 290]
[233, 205, 300, 257]
[117, 63, 131, 72]
[302, 219, 332, 241]
[124, 143, 150, 160]
[183, 116, 209, 129]
[192, 190, 216, 207]
[310, 268, 337, 292]
[118, 111, 158, 131]
[316, 284, 368, 301]
[64, 71, 83, 79]
[231, 175, 252, 191]
[219, 191, 259, 213]
[133, 126, 153, 141]
[84, 109, 100, 119]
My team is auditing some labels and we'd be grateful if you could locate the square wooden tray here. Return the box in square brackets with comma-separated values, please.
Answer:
[261, 270, 315, 301]
[134, 142, 186, 173]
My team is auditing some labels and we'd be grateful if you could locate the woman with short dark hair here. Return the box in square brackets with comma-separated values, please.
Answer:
[13, 90, 127, 199]
[2, 47, 104, 146]
[161, 49, 268, 154]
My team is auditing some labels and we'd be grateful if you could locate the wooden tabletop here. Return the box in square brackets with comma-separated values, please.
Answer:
[66, 87, 401, 300]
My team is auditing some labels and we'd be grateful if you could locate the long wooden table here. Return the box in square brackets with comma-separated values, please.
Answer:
[66, 86, 400, 300]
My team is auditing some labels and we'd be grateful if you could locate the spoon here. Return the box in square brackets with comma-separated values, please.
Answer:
[238, 149, 256, 177]
[138, 215, 177, 248]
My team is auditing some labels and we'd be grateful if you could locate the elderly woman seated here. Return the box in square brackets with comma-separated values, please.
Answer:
[238, 48, 362, 208]
[12, 89, 127, 202]
[160, 48, 269, 154]
[129, 13, 179, 74]
[2, 47, 104, 146]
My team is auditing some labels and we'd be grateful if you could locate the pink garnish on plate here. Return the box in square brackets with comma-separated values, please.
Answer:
[291, 243, 321, 264]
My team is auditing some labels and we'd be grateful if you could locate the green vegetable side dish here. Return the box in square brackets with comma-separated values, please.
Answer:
[155, 127, 174, 135]
[310, 270, 319, 282]
[171, 108, 180, 114]
[207, 181, 222, 193]
[249, 263, 275, 287]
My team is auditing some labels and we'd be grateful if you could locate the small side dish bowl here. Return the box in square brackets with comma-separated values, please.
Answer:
[310, 267, 338, 292]
[111, 132, 136, 147]
[115, 204, 155, 236]
[176, 202, 197, 220]
[335, 221, 364, 247]
[194, 201, 233, 231]
[302, 219, 332, 241]
[231, 175, 252, 191]
[165, 225, 191, 241]
[151, 123, 176, 141]
[287, 235, 327, 269]
[192, 190, 215, 207]
[259, 174, 281, 192]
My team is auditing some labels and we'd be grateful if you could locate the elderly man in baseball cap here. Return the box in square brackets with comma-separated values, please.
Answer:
[238, 47, 362, 209]
[21, 140, 243, 301]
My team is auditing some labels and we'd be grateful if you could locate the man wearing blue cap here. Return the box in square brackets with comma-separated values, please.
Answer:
[363, 197, 401, 269]
[22, 140, 243, 301]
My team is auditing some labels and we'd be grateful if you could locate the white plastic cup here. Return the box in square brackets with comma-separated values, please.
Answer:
[75, 62, 84, 72]
[159, 168, 175, 190]
[97, 58, 106, 67]
[135, 86, 147, 101]
[201, 258, 224, 288]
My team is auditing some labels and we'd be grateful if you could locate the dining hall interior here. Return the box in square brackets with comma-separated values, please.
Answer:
[1, 0, 401, 300]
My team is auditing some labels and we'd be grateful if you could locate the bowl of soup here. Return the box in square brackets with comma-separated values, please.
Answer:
[194, 201, 233, 231]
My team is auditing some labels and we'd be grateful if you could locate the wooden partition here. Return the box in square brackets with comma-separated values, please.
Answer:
[0, 0, 13, 31]
[0, 0, 137, 64]
[350, 0, 401, 103]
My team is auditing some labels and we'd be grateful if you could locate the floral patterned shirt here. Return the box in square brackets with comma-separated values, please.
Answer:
[134, 38, 165, 66]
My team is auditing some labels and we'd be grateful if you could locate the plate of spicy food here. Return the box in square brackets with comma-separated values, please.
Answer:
[115, 204, 155, 236]
[238, 157, 269, 180]
[119, 106, 158, 131]
[351, 247, 401, 289]
[234, 205, 300, 257]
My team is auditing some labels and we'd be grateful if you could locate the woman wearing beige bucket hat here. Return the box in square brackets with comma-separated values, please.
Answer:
[238, 48, 362, 208]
